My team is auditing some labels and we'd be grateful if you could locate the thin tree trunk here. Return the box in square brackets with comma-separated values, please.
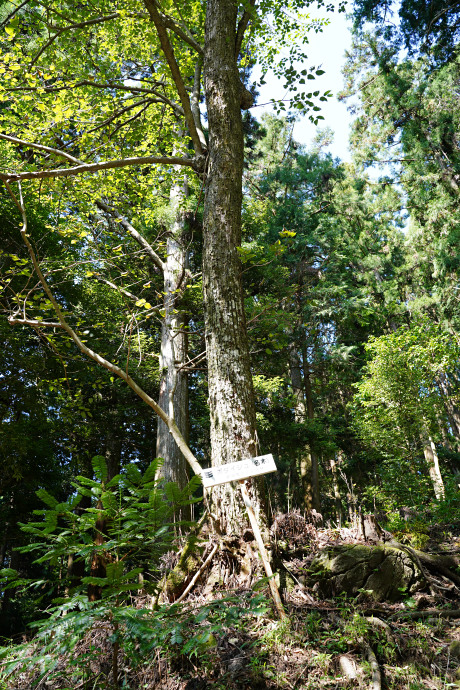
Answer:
[288, 343, 313, 510]
[304, 365, 320, 512]
[156, 175, 190, 496]
[437, 373, 460, 448]
[423, 436, 445, 500]
[202, 0, 265, 535]
[330, 454, 343, 527]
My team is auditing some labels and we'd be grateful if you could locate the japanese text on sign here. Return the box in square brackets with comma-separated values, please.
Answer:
[201, 453, 277, 488]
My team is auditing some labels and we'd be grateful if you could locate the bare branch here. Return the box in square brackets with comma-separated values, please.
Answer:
[0, 133, 83, 164]
[143, 0, 205, 157]
[7, 81, 184, 116]
[176, 349, 207, 372]
[235, 0, 257, 57]
[83, 98, 153, 136]
[28, 29, 64, 71]
[95, 199, 165, 273]
[108, 101, 153, 139]
[8, 317, 63, 328]
[0, 154, 196, 182]
[93, 275, 140, 301]
[3, 180, 203, 478]
[0, 0, 29, 28]
[191, 61, 207, 150]
[47, 11, 148, 32]
[158, 9, 204, 55]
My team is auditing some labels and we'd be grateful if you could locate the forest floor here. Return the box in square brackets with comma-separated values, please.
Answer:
[3, 515, 460, 690]
[145, 516, 460, 690]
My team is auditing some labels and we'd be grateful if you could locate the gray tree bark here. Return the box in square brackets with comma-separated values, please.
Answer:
[288, 342, 320, 511]
[437, 373, 460, 448]
[156, 177, 190, 493]
[423, 435, 445, 500]
[202, 0, 265, 535]
[289, 343, 313, 509]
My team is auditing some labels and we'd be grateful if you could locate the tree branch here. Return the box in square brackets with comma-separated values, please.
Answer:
[8, 317, 63, 328]
[0, 140, 167, 273]
[3, 180, 203, 478]
[83, 98, 154, 136]
[0, 133, 82, 164]
[93, 275, 140, 302]
[143, 0, 205, 157]
[46, 11, 148, 32]
[95, 199, 165, 273]
[191, 61, 207, 150]
[235, 0, 257, 57]
[158, 9, 204, 55]
[7, 81, 184, 116]
[0, 0, 29, 28]
[0, 155, 197, 182]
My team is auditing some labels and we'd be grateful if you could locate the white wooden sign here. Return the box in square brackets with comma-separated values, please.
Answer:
[200, 453, 277, 488]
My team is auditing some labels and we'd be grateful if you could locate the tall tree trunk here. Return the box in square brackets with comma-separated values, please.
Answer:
[330, 454, 343, 527]
[423, 435, 445, 500]
[202, 0, 265, 535]
[303, 363, 320, 512]
[156, 176, 190, 496]
[437, 373, 460, 448]
[288, 343, 313, 510]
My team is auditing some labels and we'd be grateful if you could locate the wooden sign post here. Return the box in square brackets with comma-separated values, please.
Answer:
[201, 454, 287, 620]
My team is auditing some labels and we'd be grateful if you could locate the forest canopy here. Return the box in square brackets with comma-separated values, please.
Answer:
[0, 0, 459, 688]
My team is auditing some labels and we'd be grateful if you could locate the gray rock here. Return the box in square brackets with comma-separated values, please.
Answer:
[306, 545, 425, 601]
[449, 640, 460, 660]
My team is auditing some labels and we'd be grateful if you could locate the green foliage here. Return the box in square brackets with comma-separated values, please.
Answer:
[352, 320, 460, 491]
[0, 457, 266, 687]
[352, 0, 460, 63]
[0, 592, 267, 688]
[1, 457, 198, 603]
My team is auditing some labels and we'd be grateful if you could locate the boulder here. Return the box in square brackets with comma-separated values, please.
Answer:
[306, 544, 425, 601]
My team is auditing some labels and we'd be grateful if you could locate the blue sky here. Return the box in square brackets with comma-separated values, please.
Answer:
[254, 9, 354, 162]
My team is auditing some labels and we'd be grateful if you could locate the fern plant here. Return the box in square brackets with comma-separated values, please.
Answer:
[16, 457, 197, 595]
[0, 458, 267, 689]
[0, 456, 201, 688]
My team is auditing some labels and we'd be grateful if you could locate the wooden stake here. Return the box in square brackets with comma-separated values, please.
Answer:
[239, 480, 287, 620]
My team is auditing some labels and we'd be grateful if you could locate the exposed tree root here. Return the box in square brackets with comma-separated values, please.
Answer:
[388, 540, 460, 588]
[390, 608, 460, 620]
[164, 510, 209, 601]
[364, 645, 381, 690]
[365, 615, 393, 643]
[174, 543, 218, 604]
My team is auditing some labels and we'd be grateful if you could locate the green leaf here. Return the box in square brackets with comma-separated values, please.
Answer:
[36, 489, 59, 509]
[91, 455, 108, 483]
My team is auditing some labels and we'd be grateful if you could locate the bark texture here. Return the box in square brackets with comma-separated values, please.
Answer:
[289, 343, 320, 511]
[423, 436, 445, 500]
[202, 0, 264, 534]
[156, 178, 190, 494]
[330, 454, 343, 527]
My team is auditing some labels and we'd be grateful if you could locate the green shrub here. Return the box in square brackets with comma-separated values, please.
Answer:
[0, 457, 266, 688]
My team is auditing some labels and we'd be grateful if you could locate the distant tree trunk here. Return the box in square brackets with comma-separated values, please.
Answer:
[156, 176, 190, 496]
[437, 374, 460, 449]
[105, 427, 122, 482]
[330, 454, 343, 527]
[303, 363, 320, 512]
[202, 0, 265, 535]
[423, 436, 445, 500]
[88, 430, 122, 601]
[67, 458, 92, 592]
[289, 343, 313, 510]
